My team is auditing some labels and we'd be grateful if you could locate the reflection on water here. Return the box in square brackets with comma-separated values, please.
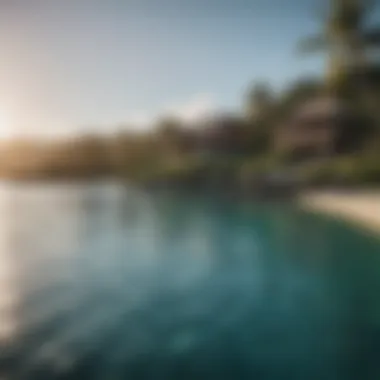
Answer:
[0, 182, 380, 380]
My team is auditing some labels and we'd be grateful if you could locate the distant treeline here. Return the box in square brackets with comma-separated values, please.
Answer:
[2, 0, 380, 186]
[0, 75, 379, 187]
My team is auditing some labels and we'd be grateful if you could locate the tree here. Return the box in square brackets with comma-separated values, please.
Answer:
[156, 116, 186, 155]
[279, 79, 322, 110]
[241, 83, 277, 155]
[157, 116, 182, 140]
[244, 82, 274, 121]
[298, 0, 380, 94]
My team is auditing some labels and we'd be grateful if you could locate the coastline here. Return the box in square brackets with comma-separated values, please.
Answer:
[299, 189, 380, 236]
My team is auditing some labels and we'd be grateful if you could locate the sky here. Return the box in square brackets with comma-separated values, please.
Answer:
[0, 0, 326, 138]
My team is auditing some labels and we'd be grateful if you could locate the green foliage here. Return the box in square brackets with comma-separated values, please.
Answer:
[351, 154, 380, 183]
[296, 154, 380, 185]
[2, 0, 380, 188]
[238, 154, 285, 182]
[276, 79, 322, 119]
[298, 0, 380, 93]
[245, 82, 274, 120]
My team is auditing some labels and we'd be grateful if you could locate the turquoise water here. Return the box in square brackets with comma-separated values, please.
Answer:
[1, 183, 380, 380]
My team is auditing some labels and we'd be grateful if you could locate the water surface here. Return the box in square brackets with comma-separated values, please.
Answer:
[1, 182, 380, 380]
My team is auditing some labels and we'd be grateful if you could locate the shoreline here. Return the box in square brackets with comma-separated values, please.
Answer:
[299, 189, 380, 236]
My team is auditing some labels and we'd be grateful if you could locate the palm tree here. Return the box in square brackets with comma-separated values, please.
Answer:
[299, 0, 380, 93]
[245, 82, 274, 121]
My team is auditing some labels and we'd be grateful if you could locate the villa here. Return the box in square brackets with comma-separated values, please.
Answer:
[274, 96, 351, 161]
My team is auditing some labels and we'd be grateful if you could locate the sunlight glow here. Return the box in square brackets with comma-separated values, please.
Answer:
[0, 110, 11, 139]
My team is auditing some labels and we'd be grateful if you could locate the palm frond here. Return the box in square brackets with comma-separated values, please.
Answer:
[364, 28, 380, 46]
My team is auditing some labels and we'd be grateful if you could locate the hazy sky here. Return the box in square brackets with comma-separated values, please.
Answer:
[0, 0, 325, 137]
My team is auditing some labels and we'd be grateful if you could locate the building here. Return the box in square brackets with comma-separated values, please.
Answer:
[274, 96, 351, 160]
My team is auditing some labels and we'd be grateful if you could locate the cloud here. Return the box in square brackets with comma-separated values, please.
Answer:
[163, 94, 218, 124]
[121, 94, 219, 131]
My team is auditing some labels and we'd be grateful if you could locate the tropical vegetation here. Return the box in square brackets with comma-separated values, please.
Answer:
[1, 0, 380, 189]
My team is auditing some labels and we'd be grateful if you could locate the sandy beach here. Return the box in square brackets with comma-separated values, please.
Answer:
[300, 190, 380, 235]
